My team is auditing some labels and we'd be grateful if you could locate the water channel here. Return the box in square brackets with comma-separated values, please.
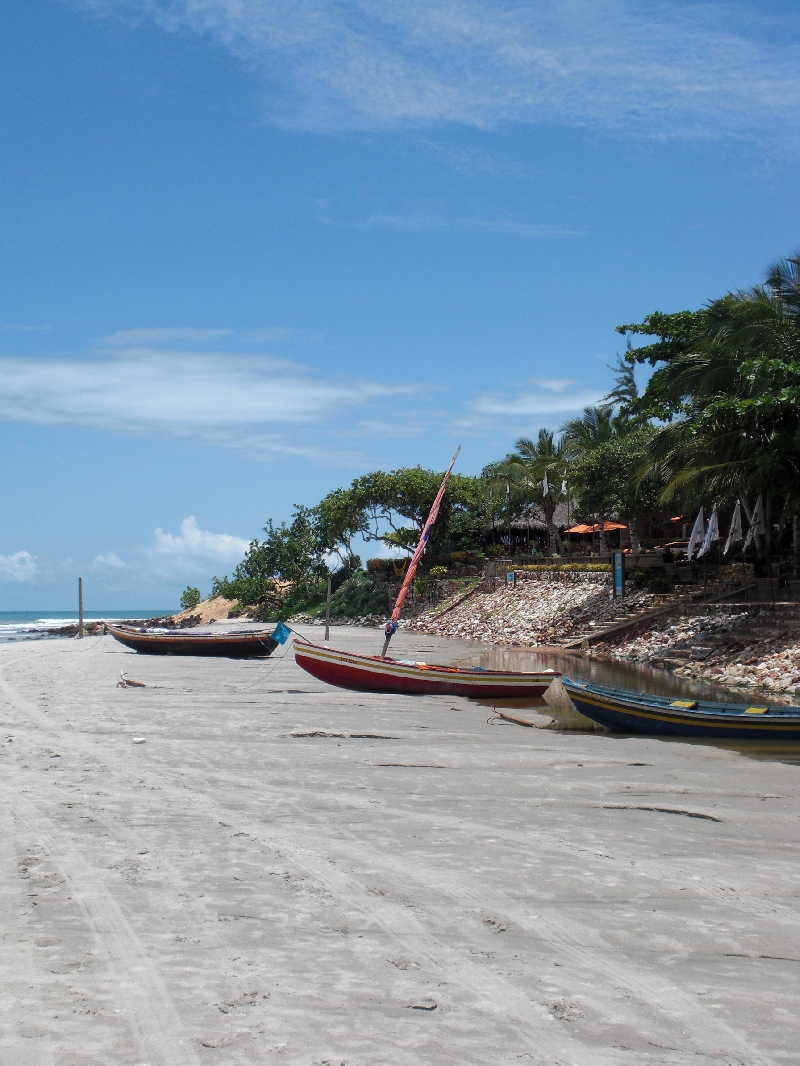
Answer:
[459, 644, 800, 766]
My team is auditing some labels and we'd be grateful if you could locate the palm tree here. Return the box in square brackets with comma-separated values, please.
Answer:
[560, 405, 616, 457]
[559, 406, 622, 553]
[504, 429, 567, 555]
[642, 283, 800, 507]
[766, 252, 800, 311]
[635, 256, 800, 570]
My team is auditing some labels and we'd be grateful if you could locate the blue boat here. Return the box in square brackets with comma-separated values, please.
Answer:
[562, 677, 800, 739]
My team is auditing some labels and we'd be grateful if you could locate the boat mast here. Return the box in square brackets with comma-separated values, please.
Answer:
[381, 448, 460, 659]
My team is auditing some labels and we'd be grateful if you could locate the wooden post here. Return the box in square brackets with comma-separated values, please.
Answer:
[486, 559, 496, 591]
[324, 575, 331, 642]
[78, 577, 84, 639]
[702, 555, 706, 602]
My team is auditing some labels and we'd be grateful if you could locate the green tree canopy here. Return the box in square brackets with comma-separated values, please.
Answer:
[212, 505, 327, 606]
[498, 430, 567, 553]
[618, 253, 800, 508]
[180, 586, 202, 611]
[560, 405, 617, 455]
[317, 466, 489, 558]
[569, 428, 660, 522]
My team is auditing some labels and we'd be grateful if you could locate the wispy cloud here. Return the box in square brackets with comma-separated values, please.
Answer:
[345, 204, 582, 237]
[0, 550, 39, 582]
[93, 551, 127, 568]
[104, 328, 233, 344]
[72, 1, 800, 146]
[471, 379, 606, 418]
[0, 346, 414, 449]
[417, 139, 526, 179]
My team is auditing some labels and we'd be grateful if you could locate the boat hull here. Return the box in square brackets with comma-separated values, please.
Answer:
[106, 624, 277, 658]
[294, 641, 558, 697]
[563, 678, 800, 739]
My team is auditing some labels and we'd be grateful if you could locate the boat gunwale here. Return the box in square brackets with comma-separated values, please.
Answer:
[106, 623, 276, 644]
[562, 677, 800, 723]
[294, 639, 560, 681]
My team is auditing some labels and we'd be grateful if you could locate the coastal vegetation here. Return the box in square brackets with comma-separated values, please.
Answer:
[207, 251, 800, 618]
[180, 586, 202, 611]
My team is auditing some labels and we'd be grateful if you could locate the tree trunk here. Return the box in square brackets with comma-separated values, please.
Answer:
[739, 493, 752, 524]
[597, 517, 608, 555]
[793, 515, 800, 579]
[755, 494, 766, 556]
[628, 520, 641, 555]
[545, 502, 557, 555]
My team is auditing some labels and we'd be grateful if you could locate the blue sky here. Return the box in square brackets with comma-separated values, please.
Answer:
[1, 0, 798, 609]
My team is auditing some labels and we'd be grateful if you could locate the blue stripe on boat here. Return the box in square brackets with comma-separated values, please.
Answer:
[561, 677, 800, 739]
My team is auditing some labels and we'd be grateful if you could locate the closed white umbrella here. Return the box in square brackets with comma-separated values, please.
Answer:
[723, 500, 743, 555]
[687, 507, 704, 558]
[742, 496, 765, 552]
[697, 506, 719, 557]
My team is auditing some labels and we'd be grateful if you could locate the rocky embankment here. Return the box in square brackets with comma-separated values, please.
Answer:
[410, 572, 659, 646]
[289, 613, 384, 628]
[594, 606, 800, 698]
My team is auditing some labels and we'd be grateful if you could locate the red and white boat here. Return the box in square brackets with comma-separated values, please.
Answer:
[293, 448, 560, 699]
[294, 639, 558, 698]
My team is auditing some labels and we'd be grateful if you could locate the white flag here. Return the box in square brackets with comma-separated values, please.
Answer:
[561, 478, 568, 495]
[723, 500, 742, 555]
[542, 472, 549, 496]
[506, 479, 510, 499]
[742, 496, 765, 552]
[697, 506, 719, 558]
[687, 507, 704, 558]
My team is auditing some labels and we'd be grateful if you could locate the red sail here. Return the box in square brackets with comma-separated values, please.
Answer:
[389, 448, 460, 626]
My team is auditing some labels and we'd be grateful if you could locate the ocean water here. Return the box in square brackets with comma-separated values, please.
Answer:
[0, 611, 173, 644]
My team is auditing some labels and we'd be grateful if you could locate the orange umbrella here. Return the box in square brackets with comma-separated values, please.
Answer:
[565, 521, 627, 534]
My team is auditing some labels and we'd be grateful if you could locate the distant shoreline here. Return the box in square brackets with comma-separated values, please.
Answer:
[0, 611, 175, 644]
[0, 610, 174, 622]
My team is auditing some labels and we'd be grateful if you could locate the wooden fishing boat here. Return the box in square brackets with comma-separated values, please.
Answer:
[293, 448, 560, 698]
[294, 639, 558, 698]
[562, 677, 800, 739]
[106, 623, 279, 658]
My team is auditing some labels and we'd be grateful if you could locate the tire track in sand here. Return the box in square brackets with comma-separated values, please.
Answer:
[0, 658, 200, 1066]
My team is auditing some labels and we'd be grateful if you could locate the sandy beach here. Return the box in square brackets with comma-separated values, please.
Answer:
[1, 627, 798, 1066]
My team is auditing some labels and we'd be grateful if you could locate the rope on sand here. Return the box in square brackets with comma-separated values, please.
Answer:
[117, 671, 146, 688]
[236, 625, 310, 690]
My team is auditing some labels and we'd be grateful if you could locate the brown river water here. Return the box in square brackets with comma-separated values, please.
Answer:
[454, 645, 800, 766]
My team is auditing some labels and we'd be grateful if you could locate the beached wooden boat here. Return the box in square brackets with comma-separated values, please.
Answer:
[562, 677, 800, 739]
[294, 639, 558, 698]
[106, 623, 278, 658]
[293, 449, 561, 698]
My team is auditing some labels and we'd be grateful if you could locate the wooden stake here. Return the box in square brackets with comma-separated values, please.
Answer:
[492, 710, 534, 727]
[78, 577, 84, 639]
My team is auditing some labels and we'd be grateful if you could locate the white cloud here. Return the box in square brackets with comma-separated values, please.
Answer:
[104, 328, 233, 344]
[0, 348, 413, 446]
[344, 204, 582, 237]
[71, 1, 800, 145]
[93, 551, 127, 568]
[417, 139, 526, 179]
[146, 516, 250, 579]
[0, 550, 39, 582]
[472, 382, 606, 417]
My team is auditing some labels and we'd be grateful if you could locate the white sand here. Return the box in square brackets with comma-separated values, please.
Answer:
[1, 627, 798, 1065]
